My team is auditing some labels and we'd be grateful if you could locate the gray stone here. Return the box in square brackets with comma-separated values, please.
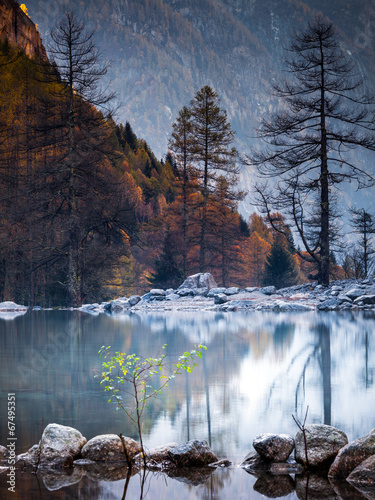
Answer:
[81, 434, 141, 463]
[167, 440, 218, 467]
[36, 424, 87, 469]
[141, 443, 179, 468]
[346, 288, 367, 300]
[224, 287, 241, 295]
[317, 298, 341, 310]
[261, 286, 277, 295]
[149, 289, 166, 296]
[347, 454, 375, 487]
[240, 450, 269, 472]
[177, 288, 195, 297]
[193, 287, 209, 296]
[165, 293, 180, 301]
[295, 424, 348, 468]
[272, 301, 311, 311]
[128, 295, 141, 306]
[253, 433, 295, 462]
[329, 428, 375, 479]
[207, 287, 226, 297]
[178, 273, 217, 290]
[214, 294, 228, 304]
[245, 287, 260, 293]
[354, 295, 375, 305]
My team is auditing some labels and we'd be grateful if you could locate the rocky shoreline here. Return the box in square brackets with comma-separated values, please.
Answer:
[0, 273, 374, 317]
[80, 273, 375, 315]
[2, 422, 375, 498]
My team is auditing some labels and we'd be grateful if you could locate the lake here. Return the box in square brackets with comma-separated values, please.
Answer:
[0, 309, 374, 499]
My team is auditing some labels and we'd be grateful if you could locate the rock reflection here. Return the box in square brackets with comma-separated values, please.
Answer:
[253, 473, 295, 497]
[295, 473, 336, 499]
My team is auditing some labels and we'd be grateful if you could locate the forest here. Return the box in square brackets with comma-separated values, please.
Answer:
[0, 11, 374, 307]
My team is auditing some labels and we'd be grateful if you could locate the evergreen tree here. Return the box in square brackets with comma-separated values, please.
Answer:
[189, 86, 238, 272]
[148, 227, 184, 289]
[350, 207, 375, 277]
[263, 234, 299, 289]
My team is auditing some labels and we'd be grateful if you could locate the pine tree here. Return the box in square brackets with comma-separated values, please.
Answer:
[263, 234, 299, 289]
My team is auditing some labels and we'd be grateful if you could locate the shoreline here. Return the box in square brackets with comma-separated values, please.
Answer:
[1, 276, 375, 317]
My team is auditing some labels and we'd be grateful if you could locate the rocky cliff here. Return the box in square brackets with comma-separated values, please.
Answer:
[0, 0, 46, 60]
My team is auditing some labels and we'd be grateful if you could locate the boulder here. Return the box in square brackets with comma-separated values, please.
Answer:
[328, 428, 375, 479]
[178, 273, 217, 290]
[140, 443, 179, 468]
[193, 287, 209, 296]
[295, 424, 348, 468]
[81, 434, 141, 463]
[207, 287, 227, 297]
[261, 286, 277, 295]
[34, 424, 86, 469]
[317, 298, 342, 310]
[149, 289, 166, 296]
[128, 295, 141, 306]
[347, 454, 375, 487]
[165, 293, 180, 301]
[168, 440, 218, 467]
[346, 288, 367, 300]
[177, 288, 195, 297]
[354, 295, 375, 305]
[253, 433, 294, 462]
[224, 287, 241, 295]
[240, 450, 270, 472]
[245, 287, 259, 293]
[214, 294, 228, 305]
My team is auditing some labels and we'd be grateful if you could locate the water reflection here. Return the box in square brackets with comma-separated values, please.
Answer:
[0, 310, 375, 499]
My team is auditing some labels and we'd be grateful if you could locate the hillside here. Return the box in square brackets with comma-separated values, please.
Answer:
[22, 0, 375, 157]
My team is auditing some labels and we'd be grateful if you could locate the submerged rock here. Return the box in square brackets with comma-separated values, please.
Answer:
[81, 434, 141, 463]
[253, 433, 294, 462]
[240, 450, 270, 472]
[295, 424, 348, 469]
[328, 428, 375, 479]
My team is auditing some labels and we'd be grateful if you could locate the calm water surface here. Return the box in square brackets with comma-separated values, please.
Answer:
[0, 309, 374, 499]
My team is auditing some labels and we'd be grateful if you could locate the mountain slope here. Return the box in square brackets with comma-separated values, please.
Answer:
[22, 0, 375, 215]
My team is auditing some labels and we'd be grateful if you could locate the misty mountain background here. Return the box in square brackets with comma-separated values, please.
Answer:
[25, 0, 375, 221]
